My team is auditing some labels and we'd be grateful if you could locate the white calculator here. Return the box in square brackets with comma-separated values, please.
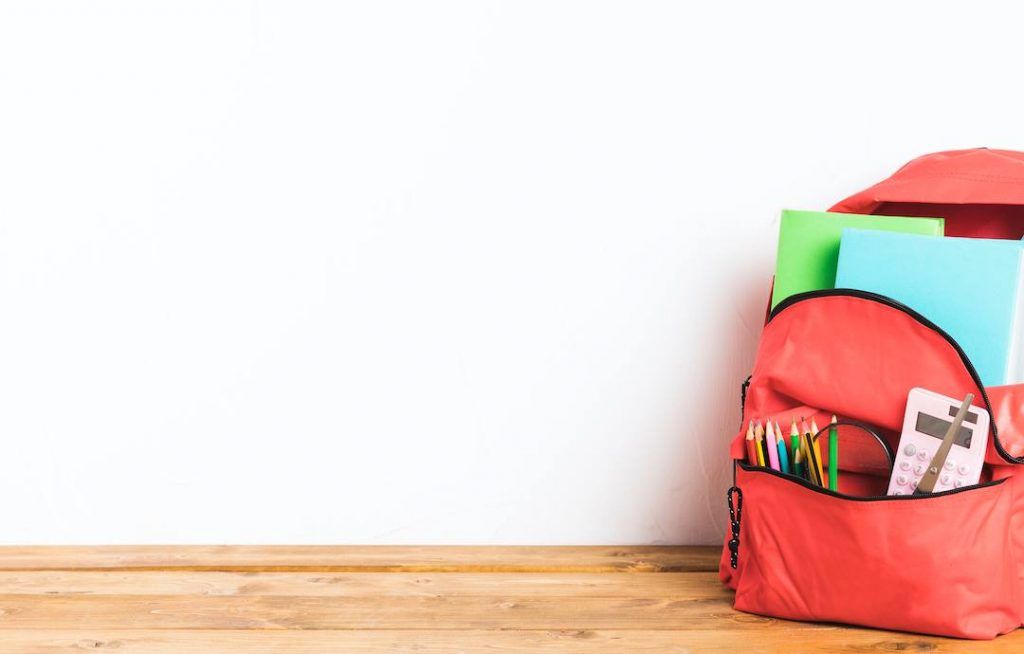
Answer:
[887, 388, 990, 496]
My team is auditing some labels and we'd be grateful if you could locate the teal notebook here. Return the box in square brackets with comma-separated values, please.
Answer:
[836, 229, 1024, 387]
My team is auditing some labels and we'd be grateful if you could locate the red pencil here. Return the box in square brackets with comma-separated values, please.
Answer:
[745, 420, 758, 465]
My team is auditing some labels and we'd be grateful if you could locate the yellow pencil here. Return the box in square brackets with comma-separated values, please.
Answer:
[802, 418, 825, 485]
[810, 418, 827, 477]
[803, 433, 821, 486]
[753, 420, 766, 466]
[745, 420, 759, 465]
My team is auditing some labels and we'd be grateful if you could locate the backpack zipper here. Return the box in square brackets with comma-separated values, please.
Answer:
[768, 288, 1023, 465]
[737, 460, 1007, 501]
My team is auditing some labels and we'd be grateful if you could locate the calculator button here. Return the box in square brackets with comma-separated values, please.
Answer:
[899, 460, 911, 471]
[896, 474, 909, 486]
[943, 460, 955, 471]
[917, 450, 930, 461]
[903, 444, 917, 456]
[913, 464, 925, 475]
[957, 464, 970, 475]
[893, 489, 905, 495]
[954, 479, 964, 488]
[940, 474, 952, 485]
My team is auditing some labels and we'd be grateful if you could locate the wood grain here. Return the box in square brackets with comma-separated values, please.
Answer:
[0, 546, 1014, 652]
[0, 593, 745, 630]
[3, 629, 1022, 653]
[0, 545, 717, 572]
[0, 570, 723, 598]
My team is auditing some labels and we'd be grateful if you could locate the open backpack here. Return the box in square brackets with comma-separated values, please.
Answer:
[719, 148, 1024, 639]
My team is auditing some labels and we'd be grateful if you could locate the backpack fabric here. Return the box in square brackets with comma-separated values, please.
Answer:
[720, 148, 1024, 639]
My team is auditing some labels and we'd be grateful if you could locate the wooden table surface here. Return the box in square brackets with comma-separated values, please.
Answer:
[0, 545, 1017, 652]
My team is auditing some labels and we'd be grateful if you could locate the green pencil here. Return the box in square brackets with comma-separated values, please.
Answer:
[789, 421, 801, 477]
[829, 415, 839, 491]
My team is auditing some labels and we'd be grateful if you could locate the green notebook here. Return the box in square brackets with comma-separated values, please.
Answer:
[771, 209, 945, 309]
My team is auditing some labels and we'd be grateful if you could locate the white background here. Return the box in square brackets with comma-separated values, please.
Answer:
[0, 1, 1020, 544]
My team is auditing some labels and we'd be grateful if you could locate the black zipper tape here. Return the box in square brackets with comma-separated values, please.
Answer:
[737, 460, 1007, 501]
[768, 288, 1023, 465]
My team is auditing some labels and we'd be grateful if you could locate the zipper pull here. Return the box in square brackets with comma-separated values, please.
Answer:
[727, 486, 743, 569]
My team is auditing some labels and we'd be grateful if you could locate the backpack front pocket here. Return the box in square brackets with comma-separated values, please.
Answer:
[732, 464, 1018, 639]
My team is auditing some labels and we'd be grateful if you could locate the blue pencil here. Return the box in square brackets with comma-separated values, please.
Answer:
[775, 421, 790, 474]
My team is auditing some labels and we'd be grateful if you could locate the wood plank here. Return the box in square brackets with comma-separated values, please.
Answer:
[0, 570, 723, 598]
[0, 546, 1013, 652]
[0, 546, 717, 573]
[0, 592, 743, 630]
[1, 628, 1021, 653]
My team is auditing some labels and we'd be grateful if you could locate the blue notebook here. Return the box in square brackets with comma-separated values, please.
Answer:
[836, 229, 1024, 386]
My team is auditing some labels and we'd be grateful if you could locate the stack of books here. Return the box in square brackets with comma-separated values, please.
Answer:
[773, 208, 1024, 386]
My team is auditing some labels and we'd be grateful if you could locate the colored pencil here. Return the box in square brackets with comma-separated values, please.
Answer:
[774, 421, 788, 473]
[790, 420, 800, 473]
[811, 417, 826, 470]
[745, 420, 758, 465]
[776, 431, 790, 474]
[804, 432, 822, 486]
[829, 414, 839, 491]
[765, 419, 780, 471]
[754, 420, 766, 466]
[803, 418, 825, 485]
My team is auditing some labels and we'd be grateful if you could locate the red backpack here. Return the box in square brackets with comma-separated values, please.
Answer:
[720, 148, 1024, 639]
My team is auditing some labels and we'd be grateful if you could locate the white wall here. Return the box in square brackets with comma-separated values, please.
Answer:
[0, 0, 1021, 544]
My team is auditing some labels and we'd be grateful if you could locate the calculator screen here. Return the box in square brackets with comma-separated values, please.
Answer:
[916, 412, 972, 448]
